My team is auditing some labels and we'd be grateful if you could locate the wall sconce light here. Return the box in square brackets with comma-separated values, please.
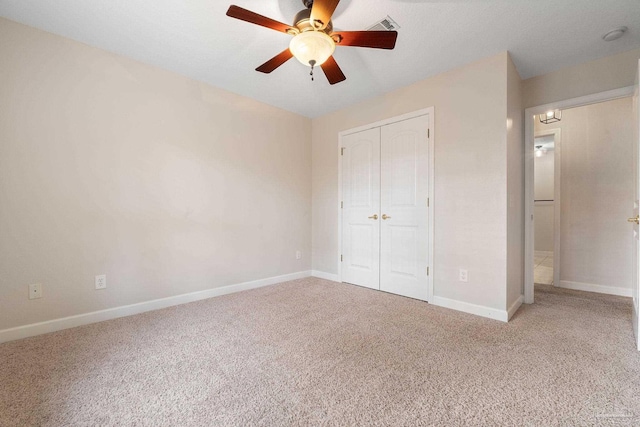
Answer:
[539, 110, 561, 124]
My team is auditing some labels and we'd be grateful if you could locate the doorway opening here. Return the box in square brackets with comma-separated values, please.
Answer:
[533, 129, 560, 288]
[525, 86, 636, 304]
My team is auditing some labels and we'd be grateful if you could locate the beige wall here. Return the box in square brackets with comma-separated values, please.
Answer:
[313, 52, 514, 311]
[535, 97, 635, 293]
[534, 152, 555, 253]
[534, 204, 554, 254]
[2, 16, 637, 332]
[523, 48, 640, 109]
[0, 19, 312, 330]
[506, 55, 524, 310]
[534, 150, 555, 201]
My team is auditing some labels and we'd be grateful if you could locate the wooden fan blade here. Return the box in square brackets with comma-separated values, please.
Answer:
[332, 31, 398, 49]
[310, 0, 340, 30]
[320, 56, 346, 85]
[256, 49, 294, 73]
[226, 5, 293, 34]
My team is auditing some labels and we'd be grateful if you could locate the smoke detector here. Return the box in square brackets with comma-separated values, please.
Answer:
[602, 26, 627, 42]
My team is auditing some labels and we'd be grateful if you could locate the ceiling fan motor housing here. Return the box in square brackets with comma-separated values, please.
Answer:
[293, 8, 333, 34]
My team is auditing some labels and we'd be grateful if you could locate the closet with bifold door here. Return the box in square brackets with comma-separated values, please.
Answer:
[341, 113, 431, 301]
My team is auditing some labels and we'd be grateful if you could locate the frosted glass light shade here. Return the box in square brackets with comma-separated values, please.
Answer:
[289, 31, 335, 67]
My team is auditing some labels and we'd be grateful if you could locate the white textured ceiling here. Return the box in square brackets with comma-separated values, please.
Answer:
[1, 0, 639, 117]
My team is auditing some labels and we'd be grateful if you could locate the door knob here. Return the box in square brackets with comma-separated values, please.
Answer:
[382, 214, 391, 220]
[368, 214, 378, 220]
[628, 215, 639, 224]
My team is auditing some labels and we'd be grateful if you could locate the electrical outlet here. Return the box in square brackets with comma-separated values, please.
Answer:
[28, 283, 42, 300]
[459, 269, 468, 283]
[95, 274, 106, 290]
[296, 250, 302, 260]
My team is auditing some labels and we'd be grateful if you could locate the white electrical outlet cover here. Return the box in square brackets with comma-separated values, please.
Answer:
[459, 269, 468, 282]
[95, 274, 107, 290]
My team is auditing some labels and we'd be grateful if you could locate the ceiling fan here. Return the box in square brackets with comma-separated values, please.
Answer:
[226, 0, 398, 85]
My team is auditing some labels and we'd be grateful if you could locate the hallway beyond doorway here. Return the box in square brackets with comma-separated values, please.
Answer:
[534, 251, 554, 285]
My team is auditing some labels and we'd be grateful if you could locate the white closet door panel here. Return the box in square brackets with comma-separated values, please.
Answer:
[342, 128, 381, 289]
[389, 225, 419, 277]
[380, 115, 430, 300]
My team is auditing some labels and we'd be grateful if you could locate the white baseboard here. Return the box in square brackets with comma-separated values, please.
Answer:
[311, 270, 340, 282]
[432, 296, 509, 322]
[0, 270, 312, 344]
[557, 280, 632, 297]
[508, 295, 524, 320]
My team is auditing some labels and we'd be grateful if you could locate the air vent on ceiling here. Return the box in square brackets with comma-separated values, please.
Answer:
[367, 16, 400, 32]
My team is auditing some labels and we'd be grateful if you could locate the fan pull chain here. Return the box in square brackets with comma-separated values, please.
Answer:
[309, 59, 316, 81]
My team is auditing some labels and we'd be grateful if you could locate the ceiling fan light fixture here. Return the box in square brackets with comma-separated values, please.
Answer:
[226, 1, 397, 85]
[289, 31, 335, 67]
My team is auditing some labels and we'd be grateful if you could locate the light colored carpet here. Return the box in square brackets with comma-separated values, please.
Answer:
[1, 278, 639, 426]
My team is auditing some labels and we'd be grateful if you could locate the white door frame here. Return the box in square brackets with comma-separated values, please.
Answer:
[337, 107, 435, 302]
[633, 59, 640, 351]
[524, 86, 635, 304]
[533, 127, 561, 289]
